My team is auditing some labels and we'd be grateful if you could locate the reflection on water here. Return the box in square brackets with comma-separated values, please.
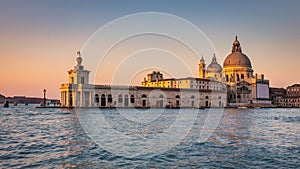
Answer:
[0, 105, 299, 168]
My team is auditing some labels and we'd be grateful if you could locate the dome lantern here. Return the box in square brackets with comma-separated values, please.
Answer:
[232, 36, 242, 53]
[211, 53, 217, 64]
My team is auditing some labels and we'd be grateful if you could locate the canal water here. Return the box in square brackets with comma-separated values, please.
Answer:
[0, 105, 299, 168]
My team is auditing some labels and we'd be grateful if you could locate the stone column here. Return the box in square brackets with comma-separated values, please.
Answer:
[60, 91, 64, 106]
[89, 91, 92, 107]
[81, 91, 85, 107]
[91, 91, 95, 107]
[66, 91, 69, 107]
[64, 92, 66, 106]
[72, 92, 76, 107]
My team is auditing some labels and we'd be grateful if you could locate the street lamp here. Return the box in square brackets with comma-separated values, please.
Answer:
[43, 89, 46, 108]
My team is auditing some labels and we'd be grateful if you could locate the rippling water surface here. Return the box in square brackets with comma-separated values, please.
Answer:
[0, 105, 299, 168]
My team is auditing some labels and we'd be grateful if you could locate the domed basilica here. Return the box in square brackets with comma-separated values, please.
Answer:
[199, 36, 270, 106]
[60, 36, 270, 108]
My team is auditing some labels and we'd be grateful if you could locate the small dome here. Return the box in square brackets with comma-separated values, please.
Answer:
[223, 36, 252, 68]
[207, 54, 222, 73]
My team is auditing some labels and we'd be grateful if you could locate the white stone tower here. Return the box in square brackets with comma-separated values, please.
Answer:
[68, 51, 90, 85]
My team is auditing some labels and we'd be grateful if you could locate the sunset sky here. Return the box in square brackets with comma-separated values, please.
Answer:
[1, 0, 300, 99]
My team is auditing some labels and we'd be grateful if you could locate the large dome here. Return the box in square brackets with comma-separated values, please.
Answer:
[223, 36, 252, 68]
[207, 54, 222, 73]
[223, 52, 252, 68]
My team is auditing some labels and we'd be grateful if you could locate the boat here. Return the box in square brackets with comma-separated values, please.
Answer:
[237, 106, 248, 109]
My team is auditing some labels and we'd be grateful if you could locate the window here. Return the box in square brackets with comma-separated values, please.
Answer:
[124, 95, 129, 107]
[101, 94, 106, 107]
[142, 94, 147, 107]
[175, 95, 180, 108]
[118, 94, 123, 103]
[240, 86, 248, 91]
[81, 77, 84, 84]
[236, 74, 240, 81]
[130, 95, 135, 103]
[108, 94, 113, 103]
[94, 94, 99, 103]
[241, 74, 244, 79]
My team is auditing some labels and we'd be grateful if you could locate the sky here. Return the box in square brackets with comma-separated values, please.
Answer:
[1, 0, 300, 99]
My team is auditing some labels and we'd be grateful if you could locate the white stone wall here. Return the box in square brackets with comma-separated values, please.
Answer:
[60, 84, 227, 108]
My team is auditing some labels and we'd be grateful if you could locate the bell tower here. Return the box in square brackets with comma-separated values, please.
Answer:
[198, 56, 206, 79]
[68, 51, 90, 84]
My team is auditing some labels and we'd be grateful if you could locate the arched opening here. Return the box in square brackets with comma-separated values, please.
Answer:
[130, 95, 135, 104]
[191, 95, 195, 107]
[158, 95, 164, 107]
[94, 94, 99, 104]
[118, 94, 123, 105]
[175, 95, 180, 108]
[124, 95, 129, 107]
[218, 96, 222, 107]
[101, 94, 106, 107]
[108, 94, 112, 103]
[142, 94, 147, 107]
[205, 96, 209, 107]
[241, 74, 244, 79]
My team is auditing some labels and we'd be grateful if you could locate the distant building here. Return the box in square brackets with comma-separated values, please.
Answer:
[13, 96, 27, 103]
[269, 87, 286, 106]
[277, 84, 300, 107]
[0, 94, 58, 105]
[286, 84, 300, 97]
